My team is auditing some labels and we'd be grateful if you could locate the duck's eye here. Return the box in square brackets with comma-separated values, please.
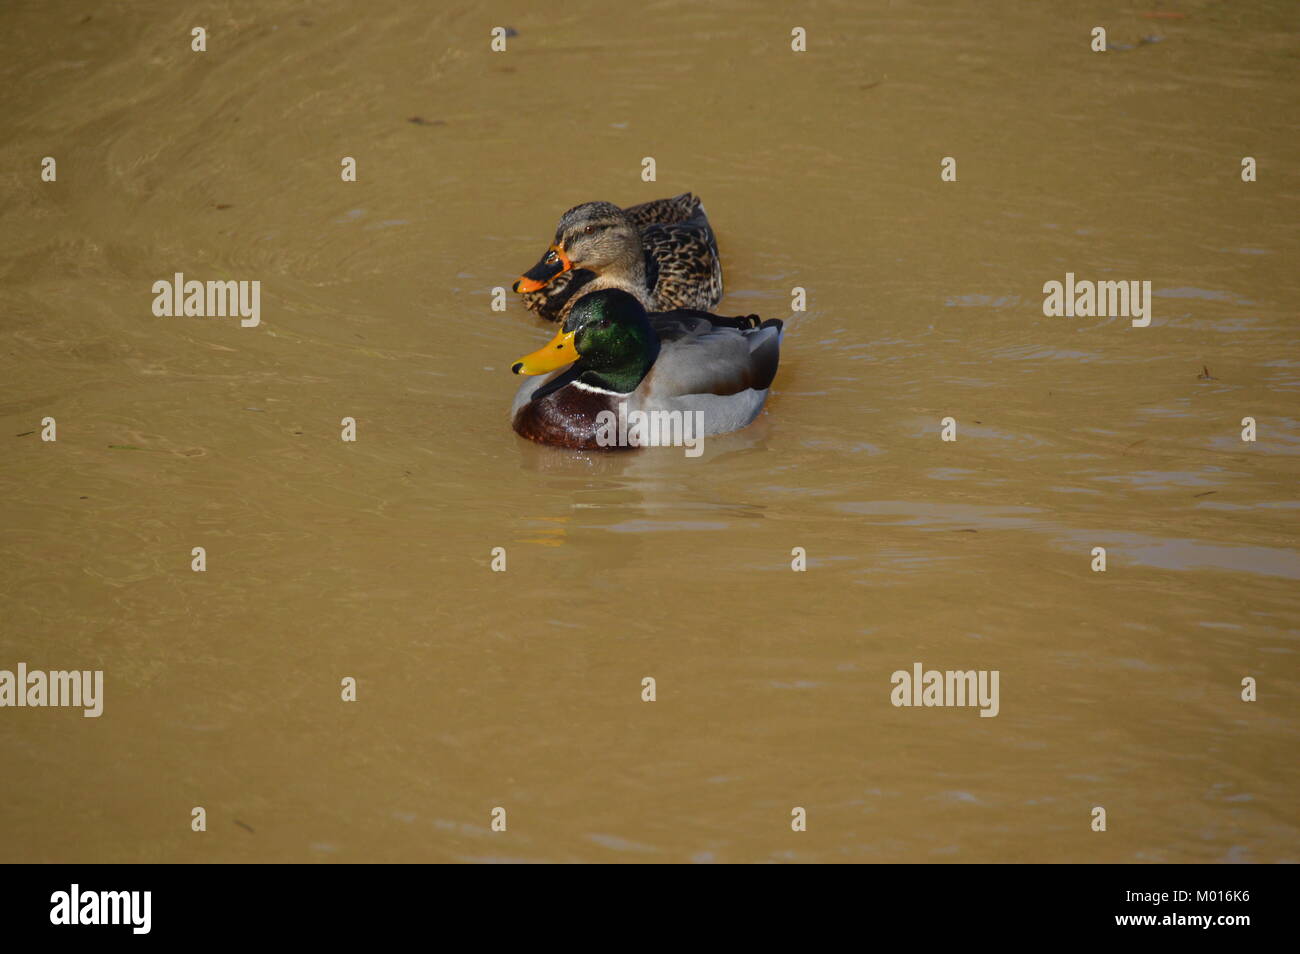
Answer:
[597, 319, 611, 329]
[545, 251, 557, 264]
[583, 225, 594, 234]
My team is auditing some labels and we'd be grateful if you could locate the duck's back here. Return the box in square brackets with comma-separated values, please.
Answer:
[623, 192, 704, 227]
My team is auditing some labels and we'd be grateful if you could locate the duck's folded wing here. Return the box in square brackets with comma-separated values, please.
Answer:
[642, 219, 722, 311]
[648, 322, 782, 398]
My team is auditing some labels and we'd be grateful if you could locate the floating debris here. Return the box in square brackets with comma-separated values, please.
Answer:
[1108, 35, 1165, 51]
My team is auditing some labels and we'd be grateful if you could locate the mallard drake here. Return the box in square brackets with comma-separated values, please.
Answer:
[509, 289, 782, 450]
[512, 193, 723, 323]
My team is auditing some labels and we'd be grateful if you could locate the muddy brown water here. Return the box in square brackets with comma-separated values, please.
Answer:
[1, 1, 1297, 862]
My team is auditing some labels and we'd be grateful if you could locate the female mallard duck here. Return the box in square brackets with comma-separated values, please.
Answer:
[512, 193, 722, 323]
[509, 289, 782, 450]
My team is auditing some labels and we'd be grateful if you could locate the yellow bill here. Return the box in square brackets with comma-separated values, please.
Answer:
[512, 329, 579, 375]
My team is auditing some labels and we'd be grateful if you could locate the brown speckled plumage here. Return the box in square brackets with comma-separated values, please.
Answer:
[517, 193, 722, 323]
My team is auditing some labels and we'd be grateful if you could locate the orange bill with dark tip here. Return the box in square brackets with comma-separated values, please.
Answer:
[512, 329, 579, 375]
[514, 245, 572, 293]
